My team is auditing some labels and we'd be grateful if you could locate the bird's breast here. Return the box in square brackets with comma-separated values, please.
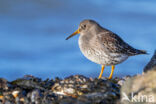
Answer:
[78, 35, 128, 65]
[78, 35, 109, 65]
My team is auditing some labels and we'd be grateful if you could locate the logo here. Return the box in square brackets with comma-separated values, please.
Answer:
[121, 92, 155, 103]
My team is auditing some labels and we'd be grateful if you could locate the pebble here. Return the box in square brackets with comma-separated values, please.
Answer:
[0, 75, 124, 104]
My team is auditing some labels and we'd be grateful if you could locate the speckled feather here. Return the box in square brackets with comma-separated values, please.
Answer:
[97, 29, 146, 56]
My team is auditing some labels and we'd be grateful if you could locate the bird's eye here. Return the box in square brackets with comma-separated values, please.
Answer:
[81, 25, 86, 29]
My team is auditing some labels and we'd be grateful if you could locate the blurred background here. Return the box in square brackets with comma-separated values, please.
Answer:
[0, 0, 155, 80]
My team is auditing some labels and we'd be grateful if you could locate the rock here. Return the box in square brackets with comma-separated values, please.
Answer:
[144, 50, 156, 72]
[121, 69, 156, 104]
[52, 75, 91, 97]
[0, 78, 10, 91]
[41, 91, 58, 104]
[11, 75, 54, 91]
[27, 89, 42, 104]
[52, 75, 120, 104]
[0, 78, 16, 104]
[77, 92, 118, 104]
[0, 75, 122, 104]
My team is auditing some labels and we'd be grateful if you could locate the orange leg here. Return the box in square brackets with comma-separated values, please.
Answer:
[98, 65, 105, 79]
[108, 65, 115, 79]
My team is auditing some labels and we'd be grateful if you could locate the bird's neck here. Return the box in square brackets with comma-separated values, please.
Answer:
[91, 25, 104, 34]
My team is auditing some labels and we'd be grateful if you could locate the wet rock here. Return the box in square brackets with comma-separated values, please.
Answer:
[0, 75, 122, 104]
[0, 78, 11, 91]
[52, 75, 120, 104]
[52, 75, 91, 97]
[41, 91, 58, 104]
[144, 50, 156, 72]
[0, 78, 16, 104]
[11, 75, 44, 91]
[78, 92, 118, 104]
[27, 89, 42, 104]
[11, 75, 54, 91]
[121, 69, 156, 104]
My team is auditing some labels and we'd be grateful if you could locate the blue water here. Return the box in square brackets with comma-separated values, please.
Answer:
[0, 0, 155, 80]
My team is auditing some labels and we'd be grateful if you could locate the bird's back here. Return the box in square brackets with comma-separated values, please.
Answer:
[97, 29, 147, 56]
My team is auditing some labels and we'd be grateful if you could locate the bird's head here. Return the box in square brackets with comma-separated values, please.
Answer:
[66, 19, 100, 40]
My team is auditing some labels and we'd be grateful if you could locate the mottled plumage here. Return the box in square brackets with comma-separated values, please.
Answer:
[66, 19, 146, 79]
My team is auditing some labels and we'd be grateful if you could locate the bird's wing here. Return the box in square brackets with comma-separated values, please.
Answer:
[97, 31, 145, 56]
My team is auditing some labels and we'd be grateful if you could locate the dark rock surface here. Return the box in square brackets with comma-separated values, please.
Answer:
[144, 50, 156, 72]
[2, 70, 155, 104]
[0, 75, 123, 104]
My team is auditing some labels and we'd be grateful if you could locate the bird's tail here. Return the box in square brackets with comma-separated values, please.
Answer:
[129, 49, 148, 56]
[137, 50, 148, 55]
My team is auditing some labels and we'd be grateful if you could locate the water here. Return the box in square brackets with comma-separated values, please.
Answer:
[0, 0, 155, 80]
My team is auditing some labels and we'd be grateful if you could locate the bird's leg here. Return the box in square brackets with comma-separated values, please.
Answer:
[98, 65, 105, 79]
[108, 65, 115, 79]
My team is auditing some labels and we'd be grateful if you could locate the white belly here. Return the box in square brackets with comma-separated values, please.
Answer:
[78, 37, 128, 65]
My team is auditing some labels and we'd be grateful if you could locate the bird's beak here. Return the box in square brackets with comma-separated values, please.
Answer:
[66, 29, 80, 40]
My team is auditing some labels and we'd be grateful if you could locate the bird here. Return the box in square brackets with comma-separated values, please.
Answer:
[66, 19, 147, 79]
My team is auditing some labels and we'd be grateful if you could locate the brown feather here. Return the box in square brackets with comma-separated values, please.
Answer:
[97, 29, 146, 56]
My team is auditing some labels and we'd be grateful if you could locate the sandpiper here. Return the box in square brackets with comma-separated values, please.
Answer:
[66, 19, 146, 79]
